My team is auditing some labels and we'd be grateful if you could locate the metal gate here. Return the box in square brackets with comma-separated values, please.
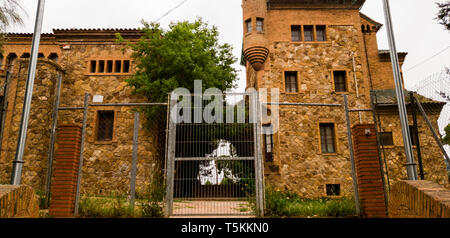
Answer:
[165, 92, 264, 217]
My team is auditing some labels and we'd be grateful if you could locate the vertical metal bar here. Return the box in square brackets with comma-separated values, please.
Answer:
[129, 112, 139, 209]
[343, 95, 361, 216]
[0, 71, 12, 155]
[382, 0, 418, 180]
[165, 95, 177, 217]
[11, 0, 46, 185]
[252, 91, 264, 217]
[370, 91, 390, 215]
[414, 95, 450, 165]
[74, 93, 89, 217]
[45, 72, 63, 207]
[164, 94, 170, 183]
[409, 92, 425, 180]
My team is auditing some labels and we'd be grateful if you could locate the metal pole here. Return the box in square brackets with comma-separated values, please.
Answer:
[382, 0, 418, 180]
[164, 94, 177, 217]
[129, 112, 139, 209]
[45, 72, 63, 207]
[343, 95, 361, 216]
[10, 0, 46, 185]
[409, 92, 425, 180]
[370, 91, 390, 215]
[414, 95, 450, 166]
[253, 91, 264, 217]
[74, 93, 89, 217]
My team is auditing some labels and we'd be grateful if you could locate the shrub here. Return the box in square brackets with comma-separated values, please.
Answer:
[264, 188, 357, 218]
[78, 196, 135, 218]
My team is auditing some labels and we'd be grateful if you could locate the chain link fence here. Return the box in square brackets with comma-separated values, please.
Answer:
[46, 93, 168, 216]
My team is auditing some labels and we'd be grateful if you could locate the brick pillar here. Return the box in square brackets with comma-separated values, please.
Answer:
[352, 124, 388, 218]
[49, 125, 82, 218]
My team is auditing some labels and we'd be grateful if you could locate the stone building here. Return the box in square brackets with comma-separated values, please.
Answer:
[0, 29, 165, 196]
[0, 0, 447, 201]
[242, 0, 448, 197]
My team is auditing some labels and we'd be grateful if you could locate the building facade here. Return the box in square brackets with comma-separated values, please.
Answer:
[0, 29, 165, 196]
[0, 0, 447, 200]
[242, 0, 448, 197]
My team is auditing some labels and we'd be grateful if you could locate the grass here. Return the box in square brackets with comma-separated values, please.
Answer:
[264, 188, 357, 218]
[77, 195, 164, 218]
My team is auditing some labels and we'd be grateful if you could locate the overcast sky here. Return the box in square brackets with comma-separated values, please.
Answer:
[7, 0, 450, 92]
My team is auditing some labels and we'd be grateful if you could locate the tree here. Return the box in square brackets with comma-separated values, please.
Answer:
[0, 0, 25, 51]
[444, 124, 450, 146]
[118, 18, 238, 198]
[118, 18, 237, 104]
[436, 1, 450, 31]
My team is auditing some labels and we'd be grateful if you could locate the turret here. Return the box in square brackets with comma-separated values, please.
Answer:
[242, 0, 269, 71]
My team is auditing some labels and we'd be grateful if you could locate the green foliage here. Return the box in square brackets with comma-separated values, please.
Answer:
[117, 18, 237, 106]
[140, 200, 164, 218]
[443, 124, 450, 146]
[78, 196, 136, 218]
[264, 187, 357, 218]
[78, 195, 165, 218]
[436, 2, 450, 31]
[35, 190, 48, 209]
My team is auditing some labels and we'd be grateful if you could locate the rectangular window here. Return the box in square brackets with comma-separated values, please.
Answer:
[380, 132, 394, 146]
[304, 25, 314, 42]
[326, 184, 341, 196]
[316, 25, 326, 41]
[114, 60, 122, 73]
[96, 111, 115, 141]
[333, 71, 347, 92]
[256, 18, 264, 32]
[320, 123, 336, 153]
[284, 71, 298, 93]
[90, 61, 97, 73]
[291, 25, 301, 42]
[245, 19, 252, 33]
[107, 60, 113, 73]
[123, 60, 130, 73]
[98, 60, 105, 73]
[409, 126, 419, 146]
[263, 125, 274, 162]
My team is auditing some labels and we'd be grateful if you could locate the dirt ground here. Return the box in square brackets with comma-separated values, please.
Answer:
[171, 200, 254, 218]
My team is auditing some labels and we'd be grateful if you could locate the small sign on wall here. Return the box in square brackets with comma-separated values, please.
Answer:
[93, 95, 104, 103]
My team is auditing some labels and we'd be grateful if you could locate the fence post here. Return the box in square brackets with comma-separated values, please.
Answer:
[369, 91, 390, 216]
[129, 112, 139, 209]
[409, 92, 425, 180]
[252, 91, 265, 217]
[164, 94, 177, 217]
[74, 93, 89, 217]
[343, 95, 361, 216]
[45, 72, 63, 208]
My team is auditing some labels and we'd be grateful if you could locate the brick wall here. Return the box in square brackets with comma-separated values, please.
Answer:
[0, 185, 39, 218]
[49, 125, 82, 218]
[389, 180, 450, 218]
[352, 124, 388, 218]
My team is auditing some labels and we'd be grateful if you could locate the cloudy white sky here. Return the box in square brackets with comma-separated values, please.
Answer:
[7, 0, 450, 92]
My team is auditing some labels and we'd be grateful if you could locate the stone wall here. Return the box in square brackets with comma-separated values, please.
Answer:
[377, 108, 449, 187]
[0, 184, 39, 218]
[0, 60, 59, 191]
[389, 180, 450, 218]
[259, 24, 373, 197]
[0, 37, 164, 197]
[55, 42, 164, 196]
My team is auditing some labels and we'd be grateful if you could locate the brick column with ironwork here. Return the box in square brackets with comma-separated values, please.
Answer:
[352, 124, 388, 218]
[49, 125, 82, 218]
